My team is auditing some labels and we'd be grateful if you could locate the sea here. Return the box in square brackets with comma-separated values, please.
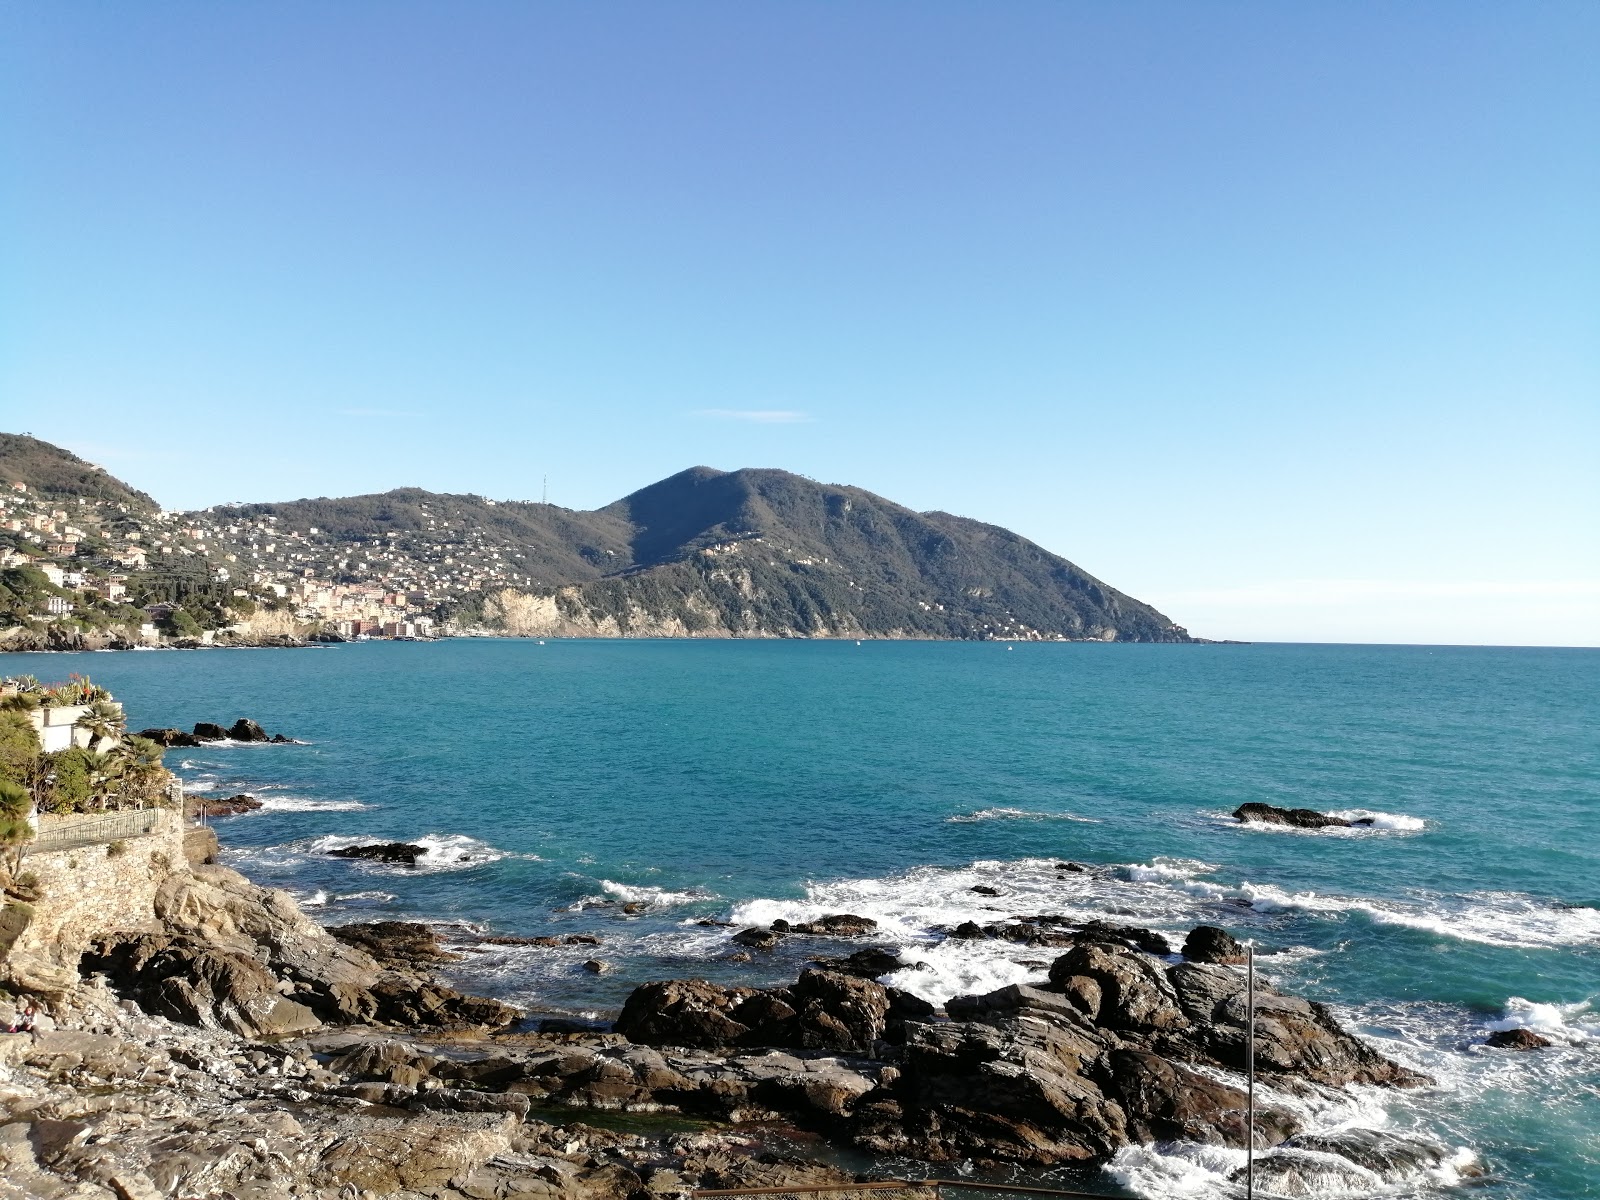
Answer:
[6, 639, 1596, 1199]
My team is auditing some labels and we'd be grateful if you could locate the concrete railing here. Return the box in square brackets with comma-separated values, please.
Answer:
[24, 808, 167, 857]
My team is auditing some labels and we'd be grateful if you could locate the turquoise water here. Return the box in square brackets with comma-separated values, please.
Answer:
[7, 640, 1597, 1198]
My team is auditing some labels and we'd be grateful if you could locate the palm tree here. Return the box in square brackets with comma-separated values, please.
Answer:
[77, 699, 125, 751]
[0, 779, 33, 886]
[82, 749, 118, 812]
[107, 737, 167, 810]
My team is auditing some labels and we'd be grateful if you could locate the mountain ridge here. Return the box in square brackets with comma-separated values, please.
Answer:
[2, 436, 1193, 643]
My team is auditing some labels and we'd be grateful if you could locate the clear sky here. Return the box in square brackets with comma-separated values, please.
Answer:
[3, 2, 1596, 645]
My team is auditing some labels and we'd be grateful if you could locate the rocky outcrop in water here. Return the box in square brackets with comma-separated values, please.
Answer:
[1233, 802, 1371, 829]
[327, 841, 429, 865]
[1486, 1028, 1551, 1050]
[185, 792, 262, 818]
[613, 939, 1427, 1168]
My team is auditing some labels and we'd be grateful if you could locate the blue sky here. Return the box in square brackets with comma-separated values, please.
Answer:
[3, 2, 1596, 645]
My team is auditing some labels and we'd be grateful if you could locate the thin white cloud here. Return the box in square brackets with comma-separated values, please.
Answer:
[694, 408, 813, 424]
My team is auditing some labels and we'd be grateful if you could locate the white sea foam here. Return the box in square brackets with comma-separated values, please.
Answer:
[946, 807, 1100, 824]
[1234, 883, 1600, 948]
[569, 880, 718, 908]
[1328, 808, 1426, 831]
[255, 794, 372, 813]
[333, 889, 396, 904]
[1219, 808, 1426, 836]
[726, 858, 1212, 1004]
[1486, 997, 1600, 1044]
[302, 832, 514, 871]
[182, 778, 218, 793]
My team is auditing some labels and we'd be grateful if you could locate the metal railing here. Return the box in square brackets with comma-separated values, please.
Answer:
[24, 808, 165, 856]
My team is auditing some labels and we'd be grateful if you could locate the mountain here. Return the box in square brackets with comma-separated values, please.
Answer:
[0, 434, 158, 511]
[212, 466, 1192, 642]
[0, 433, 1194, 643]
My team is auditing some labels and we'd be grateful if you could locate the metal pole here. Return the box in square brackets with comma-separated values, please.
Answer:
[1246, 941, 1255, 1200]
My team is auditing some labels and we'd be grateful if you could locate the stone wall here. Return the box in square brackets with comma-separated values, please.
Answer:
[1, 809, 187, 994]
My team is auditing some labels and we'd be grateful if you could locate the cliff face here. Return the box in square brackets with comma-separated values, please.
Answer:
[1, 811, 189, 995]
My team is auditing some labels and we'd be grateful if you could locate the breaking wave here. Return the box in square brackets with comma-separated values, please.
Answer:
[1219, 808, 1426, 836]
[302, 832, 515, 871]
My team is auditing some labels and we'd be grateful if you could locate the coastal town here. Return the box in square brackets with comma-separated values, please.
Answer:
[0, 471, 480, 647]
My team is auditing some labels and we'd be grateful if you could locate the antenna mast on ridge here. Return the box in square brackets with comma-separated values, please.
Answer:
[542, 475, 548, 505]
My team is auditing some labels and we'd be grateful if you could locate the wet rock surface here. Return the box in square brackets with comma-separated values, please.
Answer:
[613, 937, 1427, 1169]
[1232, 802, 1367, 829]
[1486, 1027, 1552, 1050]
[1, 814, 1442, 1197]
[327, 841, 429, 865]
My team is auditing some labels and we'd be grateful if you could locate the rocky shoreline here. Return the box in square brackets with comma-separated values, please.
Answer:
[0, 816, 1480, 1199]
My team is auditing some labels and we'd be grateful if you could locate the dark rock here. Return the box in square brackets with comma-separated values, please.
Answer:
[884, 986, 937, 1042]
[1047, 943, 1189, 1031]
[789, 969, 889, 1055]
[187, 793, 263, 819]
[770, 918, 791, 932]
[328, 921, 458, 967]
[1486, 1027, 1552, 1050]
[137, 727, 201, 747]
[326, 842, 428, 866]
[621, 902, 646, 914]
[80, 933, 321, 1039]
[971, 885, 1001, 896]
[790, 913, 877, 937]
[1233, 802, 1351, 829]
[270, 733, 293, 742]
[949, 921, 986, 939]
[1056, 862, 1087, 872]
[614, 970, 889, 1056]
[976, 916, 1170, 956]
[732, 927, 782, 950]
[811, 947, 902, 979]
[1102, 1047, 1296, 1147]
[191, 722, 229, 742]
[227, 718, 270, 742]
[614, 979, 759, 1049]
[1183, 926, 1247, 964]
[583, 959, 608, 974]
